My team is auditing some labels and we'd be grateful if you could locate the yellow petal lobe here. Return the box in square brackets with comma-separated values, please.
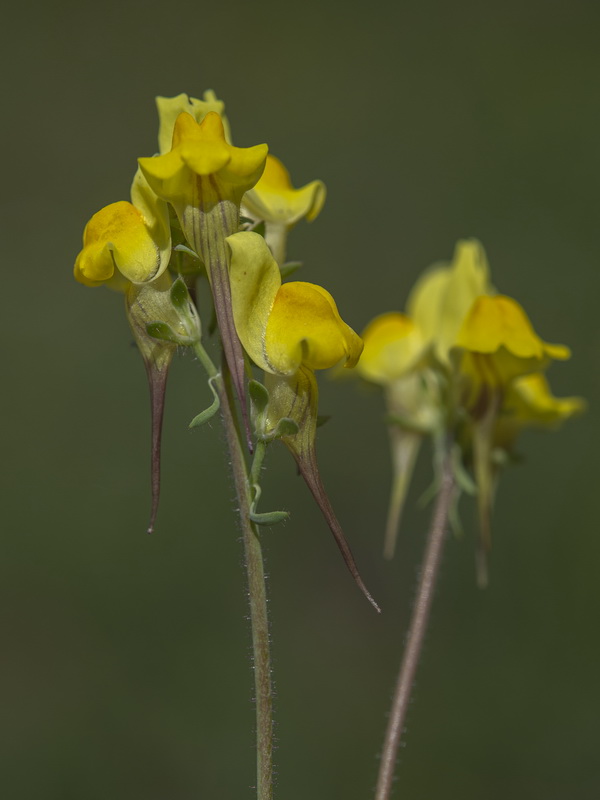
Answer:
[243, 154, 326, 227]
[504, 373, 586, 426]
[156, 91, 231, 154]
[357, 312, 426, 384]
[74, 201, 165, 286]
[228, 231, 281, 372]
[265, 282, 363, 374]
[457, 295, 570, 360]
[407, 239, 491, 364]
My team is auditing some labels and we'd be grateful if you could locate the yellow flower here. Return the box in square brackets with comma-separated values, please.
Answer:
[227, 231, 377, 609]
[356, 239, 583, 584]
[74, 169, 171, 287]
[138, 111, 267, 234]
[155, 90, 231, 154]
[407, 239, 491, 366]
[227, 232, 361, 376]
[456, 294, 570, 390]
[356, 312, 441, 558]
[494, 372, 585, 449]
[356, 312, 426, 385]
[243, 154, 325, 227]
[139, 112, 268, 444]
[242, 154, 326, 266]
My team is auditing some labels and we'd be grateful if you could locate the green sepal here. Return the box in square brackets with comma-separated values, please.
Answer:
[173, 244, 201, 260]
[146, 319, 198, 347]
[189, 375, 221, 428]
[257, 416, 299, 443]
[279, 261, 303, 279]
[316, 414, 331, 428]
[146, 321, 182, 343]
[249, 379, 270, 415]
[169, 276, 191, 308]
[272, 417, 299, 438]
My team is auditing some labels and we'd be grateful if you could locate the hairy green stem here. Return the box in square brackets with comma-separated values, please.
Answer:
[193, 343, 273, 800]
[374, 451, 455, 800]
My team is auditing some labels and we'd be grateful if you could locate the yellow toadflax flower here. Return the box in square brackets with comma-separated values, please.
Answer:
[74, 169, 171, 288]
[356, 312, 441, 558]
[356, 239, 583, 584]
[242, 154, 326, 266]
[407, 239, 492, 367]
[227, 231, 378, 610]
[138, 111, 267, 251]
[456, 294, 570, 399]
[138, 111, 268, 444]
[227, 231, 361, 378]
[494, 372, 585, 449]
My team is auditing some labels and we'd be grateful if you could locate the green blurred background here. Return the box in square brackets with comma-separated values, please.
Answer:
[4, 1, 600, 797]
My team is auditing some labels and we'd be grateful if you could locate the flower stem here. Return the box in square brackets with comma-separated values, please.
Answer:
[193, 343, 273, 800]
[374, 450, 455, 800]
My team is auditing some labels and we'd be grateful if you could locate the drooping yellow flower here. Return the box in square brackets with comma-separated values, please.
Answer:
[242, 154, 326, 267]
[494, 372, 585, 449]
[155, 90, 231, 154]
[407, 239, 492, 366]
[243, 154, 326, 227]
[74, 169, 171, 288]
[356, 238, 583, 585]
[356, 312, 426, 385]
[227, 231, 362, 376]
[356, 312, 441, 559]
[227, 231, 378, 610]
[456, 294, 570, 390]
[453, 294, 571, 585]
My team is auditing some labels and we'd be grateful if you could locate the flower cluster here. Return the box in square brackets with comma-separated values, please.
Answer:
[356, 240, 584, 581]
[74, 91, 374, 604]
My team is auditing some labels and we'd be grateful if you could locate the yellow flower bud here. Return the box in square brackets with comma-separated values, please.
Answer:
[155, 90, 231, 155]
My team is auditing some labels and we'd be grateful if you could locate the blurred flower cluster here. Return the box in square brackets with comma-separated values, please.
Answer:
[356, 241, 584, 581]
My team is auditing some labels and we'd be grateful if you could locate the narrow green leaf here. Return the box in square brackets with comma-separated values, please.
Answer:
[249, 509, 290, 526]
[189, 377, 220, 428]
